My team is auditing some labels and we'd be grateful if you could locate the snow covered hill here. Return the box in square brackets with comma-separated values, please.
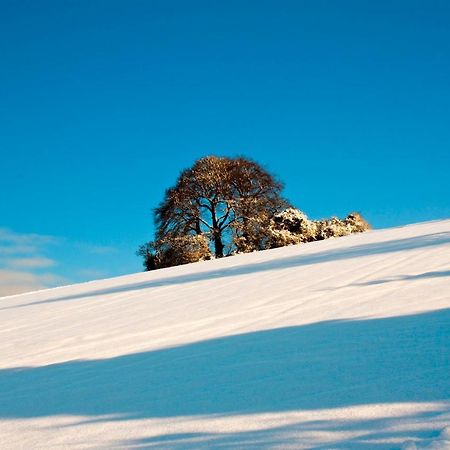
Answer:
[1, 220, 449, 449]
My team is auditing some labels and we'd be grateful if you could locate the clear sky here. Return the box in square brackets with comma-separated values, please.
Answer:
[1, 0, 449, 295]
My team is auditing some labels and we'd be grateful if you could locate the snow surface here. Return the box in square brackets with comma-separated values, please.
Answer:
[0, 220, 449, 449]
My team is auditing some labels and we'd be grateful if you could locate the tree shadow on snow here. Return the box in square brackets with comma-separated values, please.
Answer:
[351, 270, 450, 287]
[4, 231, 450, 309]
[318, 270, 450, 292]
[0, 308, 449, 421]
[117, 411, 446, 449]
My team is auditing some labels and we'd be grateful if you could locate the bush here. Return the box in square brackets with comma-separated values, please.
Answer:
[343, 212, 371, 233]
[315, 212, 371, 240]
[269, 208, 371, 244]
[137, 234, 212, 270]
[272, 208, 318, 242]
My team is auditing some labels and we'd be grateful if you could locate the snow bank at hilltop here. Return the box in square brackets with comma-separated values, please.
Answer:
[0, 219, 449, 449]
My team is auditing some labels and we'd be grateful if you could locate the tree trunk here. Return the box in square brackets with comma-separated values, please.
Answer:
[195, 217, 201, 234]
[211, 203, 224, 257]
[213, 232, 224, 258]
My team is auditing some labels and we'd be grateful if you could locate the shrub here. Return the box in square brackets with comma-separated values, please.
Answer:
[269, 208, 317, 245]
[314, 212, 370, 240]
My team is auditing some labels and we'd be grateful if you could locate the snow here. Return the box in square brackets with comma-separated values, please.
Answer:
[0, 219, 449, 449]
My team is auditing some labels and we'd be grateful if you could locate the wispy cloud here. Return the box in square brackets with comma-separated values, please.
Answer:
[0, 227, 121, 297]
[0, 228, 58, 249]
[4, 257, 56, 269]
[0, 228, 63, 297]
[0, 269, 64, 297]
[0, 229, 58, 254]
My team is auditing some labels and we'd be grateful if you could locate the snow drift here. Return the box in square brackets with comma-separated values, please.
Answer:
[0, 220, 449, 449]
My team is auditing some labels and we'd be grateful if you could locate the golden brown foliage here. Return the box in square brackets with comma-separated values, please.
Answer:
[141, 156, 288, 268]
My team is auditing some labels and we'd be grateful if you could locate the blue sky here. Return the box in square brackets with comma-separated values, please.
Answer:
[1, 0, 449, 294]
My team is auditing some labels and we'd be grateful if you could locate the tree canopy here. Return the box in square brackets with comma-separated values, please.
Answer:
[138, 156, 288, 269]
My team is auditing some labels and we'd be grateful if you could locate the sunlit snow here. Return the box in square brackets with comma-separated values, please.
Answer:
[1, 220, 449, 449]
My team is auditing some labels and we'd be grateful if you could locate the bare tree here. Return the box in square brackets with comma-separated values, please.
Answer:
[139, 156, 289, 269]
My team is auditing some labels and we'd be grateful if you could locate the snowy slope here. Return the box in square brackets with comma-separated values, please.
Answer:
[0, 220, 449, 450]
